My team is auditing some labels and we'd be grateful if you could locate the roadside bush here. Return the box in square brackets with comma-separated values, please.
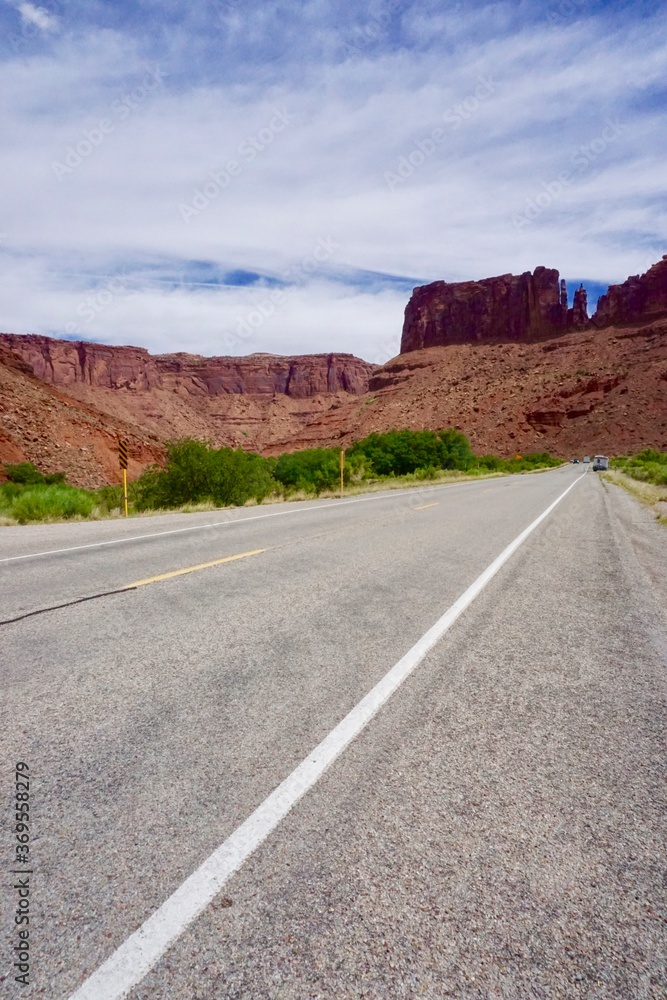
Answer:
[504, 452, 561, 473]
[273, 447, 343, 495]
[209, 448, 275, 506]
[95, 483, 130, 514]
[96, 484, 121, 512]
[10, 485, 94, 523]
[477, 451, 561, 474]
[612, 449, 667, 485]
[3, 461, 66, 485]
[348, 428, 475, 477]
[133, 439, 275, 510]
[414, 465, 440, 480]
[477, 454, 504, 471]
[0, 482, 24, 505]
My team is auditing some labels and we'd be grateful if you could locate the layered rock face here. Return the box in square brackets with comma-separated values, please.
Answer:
[0, 334, 375, 398]
[400, 267, 591, 352]
[592, 255, 667, 327]
[0, 343, 163, 488]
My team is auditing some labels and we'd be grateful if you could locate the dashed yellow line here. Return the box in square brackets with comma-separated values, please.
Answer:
[413, 502, 439, 510]
[126, 549, 266, 588]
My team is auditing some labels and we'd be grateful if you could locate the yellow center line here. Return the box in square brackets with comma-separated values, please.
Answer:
[413, 502, 440, 510]
[125, 549, 266, 588]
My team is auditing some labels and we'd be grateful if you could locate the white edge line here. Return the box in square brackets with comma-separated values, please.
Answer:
[0, 477, 500, 565]
[68, 473, 582, 1000]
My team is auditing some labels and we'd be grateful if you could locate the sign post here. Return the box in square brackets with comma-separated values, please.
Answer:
[118, 439, 129, 517]
[340, 447, 345, 498]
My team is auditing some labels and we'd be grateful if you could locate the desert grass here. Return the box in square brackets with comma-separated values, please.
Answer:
[602, 469, 667, 524]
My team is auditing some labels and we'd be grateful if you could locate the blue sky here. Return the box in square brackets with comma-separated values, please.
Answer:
[0, 0, 665, 362]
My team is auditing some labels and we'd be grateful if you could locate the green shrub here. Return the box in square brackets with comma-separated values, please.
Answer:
[348, 427, 474, 477]
[273, 447, 343, 495]
[477, 454, 504, 471]
[3, 461, 66, 485]
[95, 484, 126, 513]
[133, 439, 276, 510]
[414, 465, 440, 480]
[610, 449, 667, 486]
[0, 481, 24, 504]
[4, 461, 46, 484]
[476, 451, 560, 474]
[10, 485, 94, 523]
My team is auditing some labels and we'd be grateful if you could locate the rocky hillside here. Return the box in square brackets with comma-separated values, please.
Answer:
[0, 344, 163, 488]
[323, 319, 666, 460]
[0, 339, 378, 481]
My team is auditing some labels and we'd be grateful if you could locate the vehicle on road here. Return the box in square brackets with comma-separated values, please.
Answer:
[583, 455, 591, 464]
[570, 458, 580, 464]
[593, 455, 610, 471]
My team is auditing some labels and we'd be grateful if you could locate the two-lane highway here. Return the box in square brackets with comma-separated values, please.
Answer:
[1, 467, 665, 999]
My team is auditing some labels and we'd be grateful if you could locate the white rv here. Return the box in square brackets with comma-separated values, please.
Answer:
[593, 455, 609, 471]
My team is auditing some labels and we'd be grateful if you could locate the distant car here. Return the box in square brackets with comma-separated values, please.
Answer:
[593, 455, 609, 471]
[570, 458, 580, 464]
[583, 456, 591, 464]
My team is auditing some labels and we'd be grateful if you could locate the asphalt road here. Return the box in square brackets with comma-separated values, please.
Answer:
[1, 467, 665, 999]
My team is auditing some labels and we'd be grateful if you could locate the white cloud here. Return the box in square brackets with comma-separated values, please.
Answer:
[0, 4, 665, 360]
[15, 2, 59, 33]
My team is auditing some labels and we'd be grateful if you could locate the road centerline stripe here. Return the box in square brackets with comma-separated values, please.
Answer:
[126, 549, 266, 588]
[414, 502, 439, 510]
[68, 473, 582, 1000]
[0, 478, 499, 565]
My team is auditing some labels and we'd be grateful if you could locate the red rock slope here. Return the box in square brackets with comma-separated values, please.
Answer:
[0, 344, 163, 488]
[0, 337, 378, 476]
[317, 319, 666, 460]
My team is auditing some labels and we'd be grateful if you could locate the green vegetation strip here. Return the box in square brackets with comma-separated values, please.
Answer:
[609, 449, 667, 486]
[1, 430, 563, 525]
[603, 450, 667, 525]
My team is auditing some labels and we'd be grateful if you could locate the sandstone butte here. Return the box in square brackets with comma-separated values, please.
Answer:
[400, 255, 667, 350]
[0, 255, 665, 488]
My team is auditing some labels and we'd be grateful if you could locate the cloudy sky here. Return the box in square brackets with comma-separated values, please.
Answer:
[1, 0, 665, 363]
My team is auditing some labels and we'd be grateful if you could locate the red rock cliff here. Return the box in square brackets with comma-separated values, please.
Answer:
[400, 267, 574, 352]
[0, 335, 376, 398]
[592, 255, 667, 327]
